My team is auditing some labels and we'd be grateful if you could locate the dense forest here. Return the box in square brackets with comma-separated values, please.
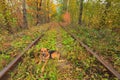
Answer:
[0, 0, 120, 80]
[0, 0, 120, 33]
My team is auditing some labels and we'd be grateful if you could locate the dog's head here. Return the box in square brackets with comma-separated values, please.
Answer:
[40, 48, 49, 61]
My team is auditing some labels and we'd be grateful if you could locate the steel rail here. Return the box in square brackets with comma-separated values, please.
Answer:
[59, 23, 120, 79]
[0, 27, 50, 79]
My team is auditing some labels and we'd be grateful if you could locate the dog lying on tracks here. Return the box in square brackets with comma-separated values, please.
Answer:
[36, 48, 60, 72]
[40, 48, 60, 62]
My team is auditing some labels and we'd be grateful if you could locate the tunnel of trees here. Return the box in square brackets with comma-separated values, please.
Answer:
[0, 0, 119, 34]
[0, 0, 120, 79]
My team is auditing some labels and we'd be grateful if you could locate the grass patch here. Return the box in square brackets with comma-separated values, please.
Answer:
[0, 24, 49, 71]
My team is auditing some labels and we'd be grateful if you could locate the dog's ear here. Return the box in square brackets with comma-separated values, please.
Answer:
[39, 49, 41, 51]
[47, 49, 49, 51]
[39, 49, 42, 52]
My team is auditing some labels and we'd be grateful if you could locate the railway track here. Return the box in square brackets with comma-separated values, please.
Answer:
[1, 23, 120, 79]
[0, 27, 50, 79]
[59, 23, 120, 79]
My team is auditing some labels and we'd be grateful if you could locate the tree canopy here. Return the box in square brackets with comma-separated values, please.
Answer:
[0, 0, 120, 33]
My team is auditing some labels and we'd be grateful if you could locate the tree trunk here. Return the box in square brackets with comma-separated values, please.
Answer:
[47, 0, 50, 22]
[67, 0, 69, 12]
[22, 0, 28, 29]
[36, 0, 42, 25]
[63, 0, 68, 11]
[78, 0, 83, 25]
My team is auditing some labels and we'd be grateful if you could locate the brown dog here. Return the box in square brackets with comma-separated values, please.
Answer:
[40, 48, 60, 62]
[39, 48, 60, 72]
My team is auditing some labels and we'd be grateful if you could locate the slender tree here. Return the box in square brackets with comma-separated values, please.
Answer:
[47, 0, 50, 22]
[22, 0, 28, 28]
[78, 0, 83, 25]
[36, 0, 42, 25]
[67, 0, 69, 12]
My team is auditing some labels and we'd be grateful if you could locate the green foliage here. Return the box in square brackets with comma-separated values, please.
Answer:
[10, 26, 58, 80]
[0, 54, 11, 70]
[56, 0, 64, 21]
[56, 0, 79, 23]
[2, 25, 118, 79]
[35, 28, 57, 50]
[0, 24, 49, 72]
[62, 31, 74, 51]
[69, 25, 120, 76]
[68, 0, 79, 23]
[0, 0, 17, 33]
[83, 0, 120, 30]
[43, 60, 58, 80]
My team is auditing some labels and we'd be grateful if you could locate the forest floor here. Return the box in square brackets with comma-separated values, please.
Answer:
[0, 22, 120, 80]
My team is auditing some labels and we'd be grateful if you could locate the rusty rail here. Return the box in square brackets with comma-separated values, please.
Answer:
[0, 27, 50, 79]
[59, 23, 120, 79]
